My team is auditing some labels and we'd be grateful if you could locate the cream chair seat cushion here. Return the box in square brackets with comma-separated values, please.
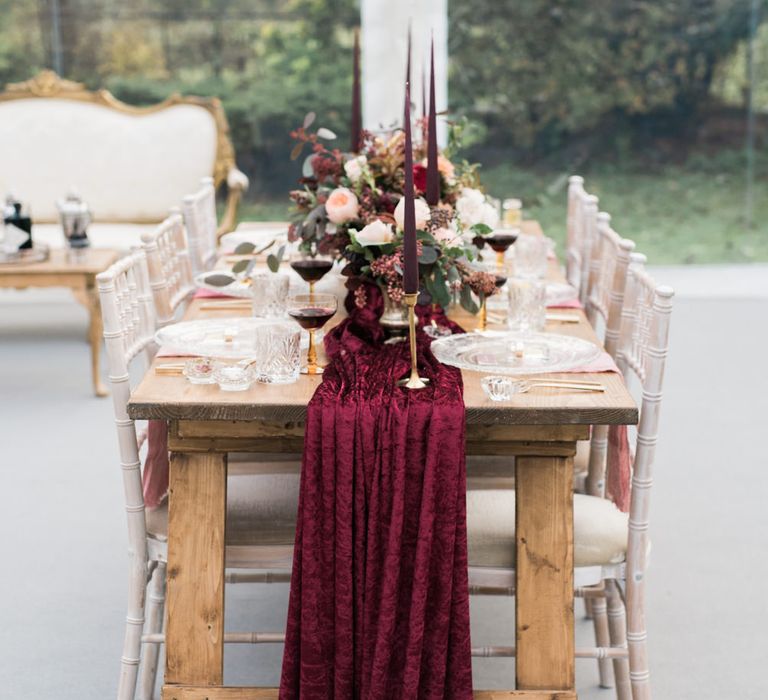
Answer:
[467, 489, 628, 569]
[30, 222, 160, 251]
[145, 466, 300, 548]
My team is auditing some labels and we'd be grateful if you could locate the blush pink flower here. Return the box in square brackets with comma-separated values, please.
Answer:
[325, 187, 359, 224]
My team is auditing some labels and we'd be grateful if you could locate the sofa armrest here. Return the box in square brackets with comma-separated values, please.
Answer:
[217, 167, 250, 238]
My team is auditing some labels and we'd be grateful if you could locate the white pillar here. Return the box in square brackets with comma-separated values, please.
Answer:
[361, 0, 448, 145]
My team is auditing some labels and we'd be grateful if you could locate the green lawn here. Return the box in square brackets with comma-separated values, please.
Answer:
[237, 149, 768, 265]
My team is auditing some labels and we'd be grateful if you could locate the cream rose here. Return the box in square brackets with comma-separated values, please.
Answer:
[353, 219, 394, 246]
[344, 155, 367, 183]
[325, 187, 359, 224]
[394, 196, 431, 231]
[456, 187, 498, 229]
[433, 222, 460, 245]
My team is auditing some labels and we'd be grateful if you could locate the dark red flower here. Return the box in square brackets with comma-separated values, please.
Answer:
[413, 163, 428, 193]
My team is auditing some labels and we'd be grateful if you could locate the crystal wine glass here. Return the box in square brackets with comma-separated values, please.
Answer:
[287, 293, 338, 375]
[476, 260, 512, 332]
[289, 251, 334, 295]
[485, 228, 520, 266]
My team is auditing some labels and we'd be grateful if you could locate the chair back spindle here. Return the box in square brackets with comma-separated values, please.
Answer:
[142, 212, 195, 327]
[182, 176, 218, 275]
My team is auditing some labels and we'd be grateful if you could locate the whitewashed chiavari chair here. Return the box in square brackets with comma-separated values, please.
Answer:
[98, 253, 299, 700]
[465, 265, 674, 700]
[566, 176, 599, 303]
[182, 177, 219, 275]
[582, 215, 635, 498]
[141, 212, 196, 328]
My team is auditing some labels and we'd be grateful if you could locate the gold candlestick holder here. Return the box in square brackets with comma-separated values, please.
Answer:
[397, 292, 429, 390]
[478, 294, 487, 332]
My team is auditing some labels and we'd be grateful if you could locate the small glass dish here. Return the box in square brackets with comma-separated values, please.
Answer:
[423, 322, 453, 339]
[213, 364, 254, 392]
[481, 375, 521, 402]
[183, 357, 218, 384]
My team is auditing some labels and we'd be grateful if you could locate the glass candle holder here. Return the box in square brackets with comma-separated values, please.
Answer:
[502, 198, 522, 227]
[183, 357, 217, 384]
[213, 364, 254, 392]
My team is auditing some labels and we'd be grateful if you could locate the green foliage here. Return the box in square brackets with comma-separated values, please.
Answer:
[480, 146, 768, 264]
[449, 0, 768, 149]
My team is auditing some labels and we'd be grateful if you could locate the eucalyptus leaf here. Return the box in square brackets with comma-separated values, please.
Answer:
[418, 245, 438, 265]
[234, 242, 256, 255]
[303, 111, 316, 129]
[447, 265, 461, 283]
[266, 254, 280, 273]
[470, 223, 493, 236]
[460, 285, 480, 314]
[302, 154, 315, 178]
[204, 273, 236, 287]
[431, 268, 451, 308]
[231, 260, 250, 274]
[316, 127, 337, 140]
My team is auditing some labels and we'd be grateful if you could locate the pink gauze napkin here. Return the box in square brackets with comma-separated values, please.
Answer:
[549, 350, 631, 510]
[547, 297, 583, 309]
[607, 424, 631, 512]
[193, 287, 238, 299]
[144, 420, 169, 509]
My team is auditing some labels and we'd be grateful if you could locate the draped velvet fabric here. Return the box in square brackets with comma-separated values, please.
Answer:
[279, 285, 473, 699]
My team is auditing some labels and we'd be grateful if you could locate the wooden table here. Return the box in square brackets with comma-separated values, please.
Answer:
[0, 247, 119, 396]
[127, 221, 637, 700]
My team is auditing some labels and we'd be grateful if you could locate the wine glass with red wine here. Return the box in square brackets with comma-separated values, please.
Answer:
[485, 227, 520, 266]
[287, 293, 338, 375]
[289, 251, 334, 294]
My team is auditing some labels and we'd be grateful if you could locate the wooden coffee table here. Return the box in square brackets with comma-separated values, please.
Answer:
[0, 247, 119, 396]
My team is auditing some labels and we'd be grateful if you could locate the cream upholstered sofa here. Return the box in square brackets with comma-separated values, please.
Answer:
[0, 71, 248, 250]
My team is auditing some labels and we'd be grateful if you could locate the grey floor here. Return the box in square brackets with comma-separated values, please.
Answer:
[1, 285, 767, 698]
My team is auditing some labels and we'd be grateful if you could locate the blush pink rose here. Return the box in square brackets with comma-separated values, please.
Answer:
[325, 187, 359, 224]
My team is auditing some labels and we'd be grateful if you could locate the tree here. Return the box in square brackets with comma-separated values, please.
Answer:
[449, 0, 768, 148]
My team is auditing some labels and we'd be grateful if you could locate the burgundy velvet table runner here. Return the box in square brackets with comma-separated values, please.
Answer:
[279, 289, 473, 699]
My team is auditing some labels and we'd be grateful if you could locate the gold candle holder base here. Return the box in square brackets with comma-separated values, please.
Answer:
[396, 292, 429, 390]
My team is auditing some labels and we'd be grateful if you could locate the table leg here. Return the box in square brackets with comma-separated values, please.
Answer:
[165, 451, 227, 687]
[72, 284, 108, 397]
[515, 454, 575, 690]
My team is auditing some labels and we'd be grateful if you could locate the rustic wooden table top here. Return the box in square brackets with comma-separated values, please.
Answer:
[128, 221, 637, 427]
[0, 247, 119, 277]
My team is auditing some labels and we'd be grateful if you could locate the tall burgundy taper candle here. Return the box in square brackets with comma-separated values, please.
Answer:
[405, 24, 412, 103]
[350, 28, 362, 153]
[402, 81, 419, 295]
[425, 37, 440, 206]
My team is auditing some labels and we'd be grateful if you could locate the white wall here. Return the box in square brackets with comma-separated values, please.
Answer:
[361, 0, 448, 145]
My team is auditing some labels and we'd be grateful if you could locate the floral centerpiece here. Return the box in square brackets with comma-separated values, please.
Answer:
[285, 112, 500, 320]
